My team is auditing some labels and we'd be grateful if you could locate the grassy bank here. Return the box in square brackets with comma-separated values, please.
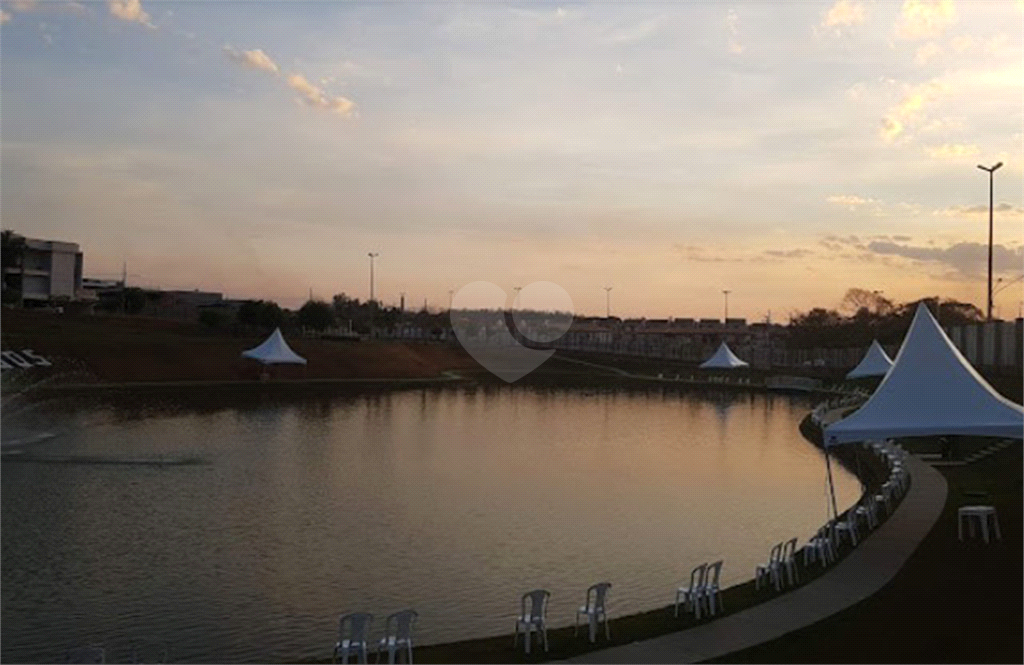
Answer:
[0, 309, 483, 385]
[709, 439, 1022, 663]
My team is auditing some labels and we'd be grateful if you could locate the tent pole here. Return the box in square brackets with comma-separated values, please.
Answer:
[824, 444, 840, 522]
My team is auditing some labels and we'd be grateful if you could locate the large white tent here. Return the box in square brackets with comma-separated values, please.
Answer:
[241, 328, 307, 365]
[845, 340, 894, 379]
[826, 303, 1023, 446]
[699, 342, 749, 369]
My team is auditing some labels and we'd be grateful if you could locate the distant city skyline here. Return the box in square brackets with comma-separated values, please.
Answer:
[1, 0, 1022, 319]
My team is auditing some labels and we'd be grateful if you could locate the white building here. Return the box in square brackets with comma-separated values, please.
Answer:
[3, 236, 84, 303]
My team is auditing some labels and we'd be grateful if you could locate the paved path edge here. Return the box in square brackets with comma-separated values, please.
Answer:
[564, 454, 948, 663]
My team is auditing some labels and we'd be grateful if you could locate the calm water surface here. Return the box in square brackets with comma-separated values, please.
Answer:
[2, 386, 860, 663]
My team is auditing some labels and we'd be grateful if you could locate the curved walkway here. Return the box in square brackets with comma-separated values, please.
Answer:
[565, 454, 947, 663]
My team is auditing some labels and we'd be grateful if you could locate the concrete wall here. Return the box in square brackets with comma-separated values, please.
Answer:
[49, 249, 78, 298]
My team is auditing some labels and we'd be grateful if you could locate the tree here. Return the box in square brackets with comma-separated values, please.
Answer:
[198, 308, 227, 329]
[123, 287, 148, 315]
[839, 288, 894, 316]
[297, 299, 336, 331]
[237, 299, 284, 330]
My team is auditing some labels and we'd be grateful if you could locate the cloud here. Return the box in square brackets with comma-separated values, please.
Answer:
[950, 34, 972, 53]
[604, 15, 665, 44]
[822, 1, 866, 31]
[827, 194, 877, 206]
[108, 0, 153, 28]
[763, 248, 815, 259]
[223, 46, 280, 75]
[286, 74, 356, 116]
[5, 1, 87, 16]
[0, 10, 10, 24]
[895, 0, 955, 41]
[914, 42, 941, 65]
[939, 202, 1024, 217]
[924, 143, 978, 159]
[867, 240, 1023, 275]
[880, 80, 945, 142]
[725, 9, 743, 54]
[880, 116, 905, 141]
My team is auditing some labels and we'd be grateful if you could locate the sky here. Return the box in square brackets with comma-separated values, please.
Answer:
[1, 0, 1022, 320]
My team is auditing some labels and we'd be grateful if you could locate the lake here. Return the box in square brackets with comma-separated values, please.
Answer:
[1, 385, 860, 663]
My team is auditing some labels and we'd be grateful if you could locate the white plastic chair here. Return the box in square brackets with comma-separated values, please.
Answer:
[376, 609, 417, 664]
[699, 560, 724, 616]
[855, 495, 879, 531]
[334, 612, 373, 664]
[803, 526, 835, 568]
[781, 537, 799, 586]
[875, 484, 894, 516]
[833, 511, 859, 548]
[755, 542, 783, 591]
[575, 582, 612, 643]
[675, 562, 708, 618]
[514, 589, 550, 655]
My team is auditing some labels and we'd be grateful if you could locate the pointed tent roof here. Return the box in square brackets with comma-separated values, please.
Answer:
[825, 303, 1023, 446]
[699, 342, 749, 369]
[241, 328, 307, 365]
[846, 340, 894, 379]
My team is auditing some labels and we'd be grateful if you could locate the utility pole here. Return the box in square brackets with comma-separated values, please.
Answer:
[399, 292, 405, 313]
[367, 252, 379, 304]
[121, 261, 127, 314]
[604, 286, 613, 318]
[448, 289, 454, 311]
[513, 286, 522, 309]
[722, 289, 731, 323]
[977, 162, 1003, 321]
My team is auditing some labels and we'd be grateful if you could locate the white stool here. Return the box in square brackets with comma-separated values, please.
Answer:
[958, 505, 1002, 544]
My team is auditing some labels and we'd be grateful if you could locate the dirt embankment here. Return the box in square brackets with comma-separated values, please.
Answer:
[1, 309, 484, 385]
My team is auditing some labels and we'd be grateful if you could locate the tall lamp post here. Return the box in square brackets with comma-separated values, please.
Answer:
[604, 286, 613, 318]
[977, 162, 1003, 321]
[367, 252, 379, 304]
[722, 289, 731, 323]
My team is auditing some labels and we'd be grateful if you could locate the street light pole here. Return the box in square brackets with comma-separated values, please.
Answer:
[722, 289, 731, 323]
[604, 286, 613, 318]
[448, 289, 454, 311]
[977, 162, 1003, 321]
[367, 252, 379, 304]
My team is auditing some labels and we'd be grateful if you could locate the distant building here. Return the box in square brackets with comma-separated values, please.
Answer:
[143, 289, 224, 319]
[2, 236, 84, 305]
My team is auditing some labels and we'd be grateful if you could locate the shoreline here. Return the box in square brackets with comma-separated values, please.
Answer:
[296, 393, 891, 664]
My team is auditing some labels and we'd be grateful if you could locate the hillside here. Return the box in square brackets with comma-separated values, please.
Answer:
[1, 309, 484, 385]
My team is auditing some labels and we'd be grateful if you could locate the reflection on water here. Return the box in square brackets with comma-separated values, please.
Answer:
[2, 386, 860, 663]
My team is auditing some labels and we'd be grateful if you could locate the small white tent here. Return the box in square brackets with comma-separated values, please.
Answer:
[699, 342, 749, 369]
[826, 303, 1023, 446]
[241, 328, 307, 365]
[845, 340, 894, 379]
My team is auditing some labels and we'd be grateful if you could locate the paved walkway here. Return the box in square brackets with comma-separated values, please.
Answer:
[565, 454, 948, 663]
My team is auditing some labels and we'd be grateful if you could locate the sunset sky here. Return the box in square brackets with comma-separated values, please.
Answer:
[1, 0, 1022, 320]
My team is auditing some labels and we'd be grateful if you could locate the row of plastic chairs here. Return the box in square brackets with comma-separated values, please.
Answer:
[514, 582, 613, 655]
[334, 610, 417, 664]
[808, 440, 909, 570]
[674, 560, 725, 619]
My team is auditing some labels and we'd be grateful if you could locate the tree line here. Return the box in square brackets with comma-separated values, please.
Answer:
[785, 288, 984, 349]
